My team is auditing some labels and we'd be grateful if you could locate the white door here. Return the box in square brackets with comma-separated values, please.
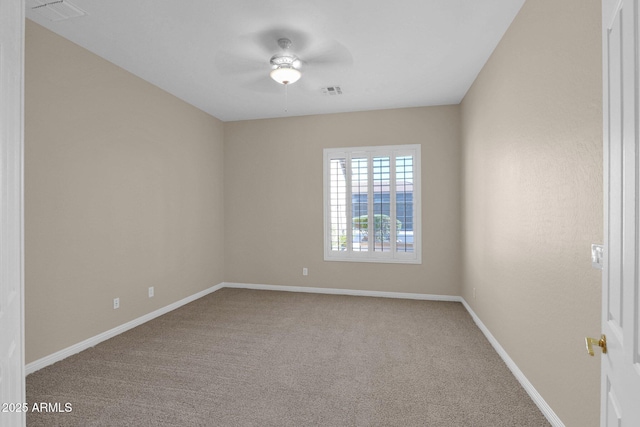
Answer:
[0, 0, 25, 426]
[601, 0, 640, 425]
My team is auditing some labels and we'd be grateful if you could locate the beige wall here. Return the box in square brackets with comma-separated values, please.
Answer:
[460, 1, 602, 426]
[25, 21, 225, 363]
[224, 106, 462, 295]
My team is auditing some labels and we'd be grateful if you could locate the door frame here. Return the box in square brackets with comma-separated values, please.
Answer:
[0, 0, 25, 426]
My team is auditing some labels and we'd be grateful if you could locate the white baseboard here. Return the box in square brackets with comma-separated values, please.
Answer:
[222, 282, 462, 302]
[460, 298, 564, 427]
[25, 281, 563, 427]
[26, 282, 458, 374]
[25, 283, 225, 375]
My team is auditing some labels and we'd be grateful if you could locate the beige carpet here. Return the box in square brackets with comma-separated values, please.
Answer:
[26, 288, 550, 426]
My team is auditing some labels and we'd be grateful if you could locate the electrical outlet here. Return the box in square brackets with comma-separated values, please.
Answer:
[473, 288, 476, 299]
[113, 297, 120, 309]
[148, 286, 154, 298]
[303, 267, 308, 276]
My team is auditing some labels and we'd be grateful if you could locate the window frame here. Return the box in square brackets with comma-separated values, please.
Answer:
[323, 144, 421, 264]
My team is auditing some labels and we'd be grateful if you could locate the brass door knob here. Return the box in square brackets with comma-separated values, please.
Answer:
[585, 334, 607, 356]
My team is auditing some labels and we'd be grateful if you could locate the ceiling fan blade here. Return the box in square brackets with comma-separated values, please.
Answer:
[215, 50, 266, 76]
[301, 40, 353, 68]
[215, 27, 311, 77]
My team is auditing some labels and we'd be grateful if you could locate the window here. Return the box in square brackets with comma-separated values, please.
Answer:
[324, 144, 421, 264]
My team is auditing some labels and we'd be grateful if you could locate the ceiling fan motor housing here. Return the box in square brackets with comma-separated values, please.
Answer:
[270, 54, 298, 68]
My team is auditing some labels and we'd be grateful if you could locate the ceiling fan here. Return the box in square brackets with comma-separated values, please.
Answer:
[215, 28, 353, 92]
[269, 38, 302, 85]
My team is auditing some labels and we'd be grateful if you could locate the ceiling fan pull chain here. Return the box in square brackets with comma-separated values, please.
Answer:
[285, 83, 288, 113]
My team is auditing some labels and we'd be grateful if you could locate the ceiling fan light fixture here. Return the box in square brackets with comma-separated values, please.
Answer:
[270, 65, 301, 85]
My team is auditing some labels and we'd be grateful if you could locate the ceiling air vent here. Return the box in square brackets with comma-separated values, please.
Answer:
[321, 87, 343, 96]
[30, 0, 86, 21]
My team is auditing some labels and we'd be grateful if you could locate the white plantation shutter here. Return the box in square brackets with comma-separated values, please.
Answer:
[324, 144, 421, 264]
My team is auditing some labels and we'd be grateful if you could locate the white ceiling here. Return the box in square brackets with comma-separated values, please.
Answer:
[25, 0, 525, 122]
